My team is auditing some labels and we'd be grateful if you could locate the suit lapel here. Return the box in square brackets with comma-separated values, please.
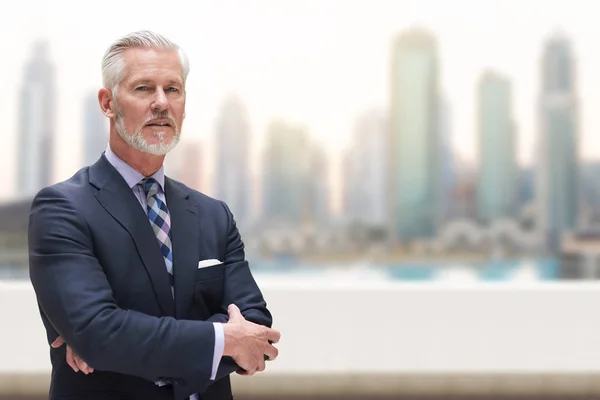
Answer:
[164, 177, 201, 318]
[89, 156, 175, 317]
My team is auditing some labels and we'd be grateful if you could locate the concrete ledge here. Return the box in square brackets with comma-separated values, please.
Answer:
[0, 373, 49, 396]
[230, 373, 600, 396]
[5, 373, 600, 396]
[7, 281, 600, 398]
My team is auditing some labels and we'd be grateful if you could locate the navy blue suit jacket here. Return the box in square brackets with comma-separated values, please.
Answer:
[28, 154, 272, 399]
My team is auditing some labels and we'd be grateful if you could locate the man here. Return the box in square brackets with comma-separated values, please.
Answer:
[28, 30, 280, 400]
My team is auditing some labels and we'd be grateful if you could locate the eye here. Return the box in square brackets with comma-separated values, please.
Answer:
[136, 86, 150, 91]
[166, 87, 179, 93]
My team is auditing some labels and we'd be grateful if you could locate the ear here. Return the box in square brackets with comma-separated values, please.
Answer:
[98, 88, 116, 118]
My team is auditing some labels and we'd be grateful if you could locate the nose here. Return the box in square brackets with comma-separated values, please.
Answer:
[151, 89, 168, 112]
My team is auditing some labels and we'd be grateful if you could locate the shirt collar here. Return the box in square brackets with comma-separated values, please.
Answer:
[104, 144, 165, 191]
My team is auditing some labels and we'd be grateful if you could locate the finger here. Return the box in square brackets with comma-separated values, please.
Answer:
[74, 355, 91, 374]
[257, 358, 266, 372]
[75, 352, 94, 373]
[77, 361, 89, 374]
[66, 346, 79, 372]
[228, 303, 241, 316]
[227, 304, 243, 321]
[264, 343, 279, 361]
[241, 362, 256, 376]
[80, 363, 92, 374]
[266, 328, 281, 344]
[51, 336, 65, 348]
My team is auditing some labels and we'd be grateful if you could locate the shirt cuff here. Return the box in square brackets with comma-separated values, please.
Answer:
[211, 322, 225, 380]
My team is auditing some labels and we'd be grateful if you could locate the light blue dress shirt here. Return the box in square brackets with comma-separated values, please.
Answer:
[104, 144, 224, 397]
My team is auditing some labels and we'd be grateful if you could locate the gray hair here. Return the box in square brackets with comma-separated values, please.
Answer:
[101, 30, 190, 95]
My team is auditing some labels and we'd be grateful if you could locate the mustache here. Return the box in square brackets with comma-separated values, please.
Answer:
[143, 112, 177, 127]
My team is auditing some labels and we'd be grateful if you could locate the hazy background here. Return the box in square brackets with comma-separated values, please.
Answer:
[2, 0, 600, 281]
[3, 1, 600, 398]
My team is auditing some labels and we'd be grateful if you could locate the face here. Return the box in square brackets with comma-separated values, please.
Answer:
[111, 47, 186, 155]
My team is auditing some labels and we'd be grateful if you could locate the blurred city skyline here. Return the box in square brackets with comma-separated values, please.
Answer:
[3, 0, 600, 208]
[6, 4, 600, 396]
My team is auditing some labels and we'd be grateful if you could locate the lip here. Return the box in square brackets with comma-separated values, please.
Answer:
[144, 119, 172, 127]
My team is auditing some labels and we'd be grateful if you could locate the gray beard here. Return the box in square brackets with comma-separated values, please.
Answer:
[114, 104, 181, 156]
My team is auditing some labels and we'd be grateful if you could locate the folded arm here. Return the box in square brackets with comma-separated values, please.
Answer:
[206, 201, 274, 379]
[28, 186, 216, 394]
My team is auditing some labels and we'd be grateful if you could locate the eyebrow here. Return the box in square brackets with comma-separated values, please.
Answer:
[131, 79, 183, 86]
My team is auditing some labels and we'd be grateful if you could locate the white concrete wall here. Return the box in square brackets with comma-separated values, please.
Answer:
[3, 277, 600, 395]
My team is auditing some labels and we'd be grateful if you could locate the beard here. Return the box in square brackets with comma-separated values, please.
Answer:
[114, 101, 181, 156]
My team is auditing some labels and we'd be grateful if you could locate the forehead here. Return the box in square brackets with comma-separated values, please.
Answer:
[121, 47, 183, 84]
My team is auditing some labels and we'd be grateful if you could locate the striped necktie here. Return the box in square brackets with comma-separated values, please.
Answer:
[142, 178, 179, 390]
[141, 177, 174, 291]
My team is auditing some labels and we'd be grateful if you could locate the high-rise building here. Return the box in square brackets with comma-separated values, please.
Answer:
[177, 140, 204, 193]
[517, 167, 535, 210]
[261, 120, 311, 224]
[476, 71, 517, 224]
[214, 95, 252, 225]
[536, 32, 580, 250]
[307, 143, 330, 223]
[17, 40, 55, 196]
[82, 91, 108, 166]
[343, 109, 388, 225]
[578, 161, 600, 229]
[437, 98, 456, 226]
[389, 28, 440, 242]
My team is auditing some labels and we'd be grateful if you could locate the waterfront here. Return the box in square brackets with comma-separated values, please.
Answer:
[0, 257, 561, 283]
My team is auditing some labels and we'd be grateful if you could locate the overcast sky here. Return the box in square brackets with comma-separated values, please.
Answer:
[1, 0, 599, 201]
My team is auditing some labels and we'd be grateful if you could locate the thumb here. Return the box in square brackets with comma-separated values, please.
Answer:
[227, 304, 242, 322]
[51, 336, 65, 348]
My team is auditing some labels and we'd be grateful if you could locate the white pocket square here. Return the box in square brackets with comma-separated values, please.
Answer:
[198, 259, 222, 269]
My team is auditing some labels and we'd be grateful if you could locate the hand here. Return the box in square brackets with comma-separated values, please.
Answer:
[51, 336, 94, 374]
[222, 304, 280, 376]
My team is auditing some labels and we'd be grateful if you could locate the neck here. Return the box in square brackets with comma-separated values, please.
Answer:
[109, 130, 165, 177]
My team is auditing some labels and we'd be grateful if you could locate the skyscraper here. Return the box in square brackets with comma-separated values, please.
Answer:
[214, 95, 252, 225]
[83, 91, 108, 167]
[389, 28, 440, 242]
[343, 108, 388, 225]
[476, 71, 517, 224]
[307, 142, 330, 223]
[437, 98, 456, 225]
[177, 140, 204, 193]
[261, 120, 311, 224]
[17, 40, 55, 196]
[536, 32, 580, 250]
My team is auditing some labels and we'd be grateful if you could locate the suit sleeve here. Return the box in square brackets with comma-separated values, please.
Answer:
[219, 200, 273, 327]
[206, 201, 274, 380]
[28, 186, 215, 395]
